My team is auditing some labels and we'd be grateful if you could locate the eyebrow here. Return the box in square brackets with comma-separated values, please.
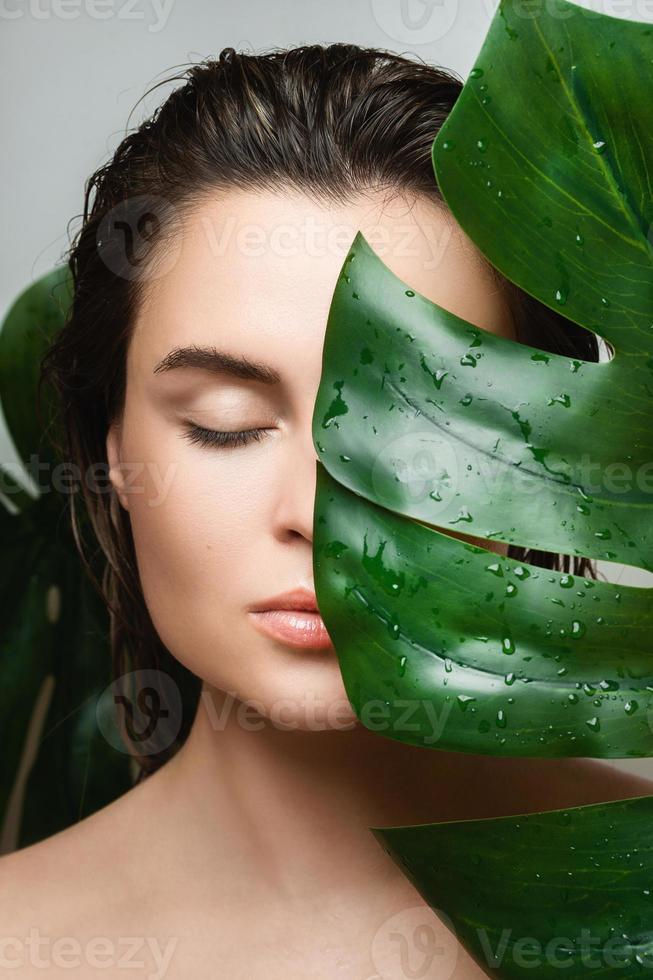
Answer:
[153, 345, 281, 385]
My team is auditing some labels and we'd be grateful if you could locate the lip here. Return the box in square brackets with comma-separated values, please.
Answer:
[248, 587, 335, 650]
[248, 586, 321, 614]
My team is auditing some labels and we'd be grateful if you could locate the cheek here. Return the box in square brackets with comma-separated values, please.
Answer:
[119, 418, 274, 655]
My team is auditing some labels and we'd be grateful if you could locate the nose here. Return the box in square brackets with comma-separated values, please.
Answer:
[270, 420, 321, 545]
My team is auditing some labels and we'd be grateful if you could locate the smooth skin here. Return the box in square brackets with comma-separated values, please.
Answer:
[2, 187, 652, 979]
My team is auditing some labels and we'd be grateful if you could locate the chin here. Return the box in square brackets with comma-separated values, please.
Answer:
[205, 651, 361, 734]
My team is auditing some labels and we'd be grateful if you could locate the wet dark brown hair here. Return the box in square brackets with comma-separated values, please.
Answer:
[39, 43, 598, 783]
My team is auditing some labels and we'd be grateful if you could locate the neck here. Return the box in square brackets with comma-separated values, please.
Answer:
[150, 682, 619, 905]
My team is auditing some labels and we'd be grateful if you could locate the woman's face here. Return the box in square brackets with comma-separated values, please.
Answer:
[106, 186, 515, 729]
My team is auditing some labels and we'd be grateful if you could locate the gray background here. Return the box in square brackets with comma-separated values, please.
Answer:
[1, 0, 652, 780]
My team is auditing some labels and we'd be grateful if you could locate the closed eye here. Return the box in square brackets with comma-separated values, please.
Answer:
[182, 422, 272, 450]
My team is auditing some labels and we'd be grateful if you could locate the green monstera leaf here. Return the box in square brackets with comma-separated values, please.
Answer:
[312, 228, 653, 757]
[312, 0, 653, 976]
[0, 266, 72, 491]
[0, 270, 134, 851]
[372, 794, 653, 978]
[313, 0, 653, 757]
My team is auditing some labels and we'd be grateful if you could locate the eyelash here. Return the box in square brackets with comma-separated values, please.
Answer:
[183, 423, 270, 450]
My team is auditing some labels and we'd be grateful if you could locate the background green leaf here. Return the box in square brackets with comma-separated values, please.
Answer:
[0, 270, 133, 851]
[0, 265, 72, 484]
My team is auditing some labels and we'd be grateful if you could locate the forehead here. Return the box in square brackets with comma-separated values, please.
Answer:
[128, 186, 513, 382]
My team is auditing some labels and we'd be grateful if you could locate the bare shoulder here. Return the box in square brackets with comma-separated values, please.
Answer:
[0, 774, 152, 936]
[0, 771, 189, 978]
